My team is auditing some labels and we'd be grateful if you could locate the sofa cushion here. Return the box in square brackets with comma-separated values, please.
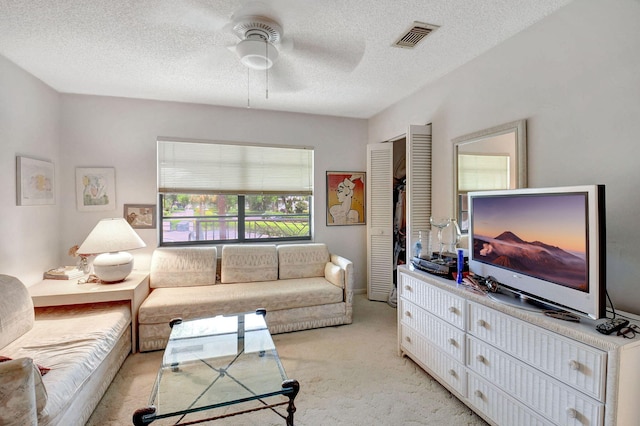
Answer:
[324, 262, 345, 288]
[0, 357, 49, 413]
[139, 278, 343, 325]
[277, 243, 330, 279]
[0, 275, 35, 350]
[0, 356, 44, 424]
[221, 244, 278, 283]
[1, 302, 130, 425]
[150, 246, 217, 288]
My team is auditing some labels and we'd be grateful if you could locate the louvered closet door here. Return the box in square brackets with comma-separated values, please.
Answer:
[367, 142, 393, 301]
[405, 124, 432, 259]
[367, 124, 432, 302]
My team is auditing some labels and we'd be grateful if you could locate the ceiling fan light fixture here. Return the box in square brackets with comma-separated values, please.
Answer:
[236, 38, 278, 70]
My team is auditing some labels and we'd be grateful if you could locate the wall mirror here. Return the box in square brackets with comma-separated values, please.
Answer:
[453, 119, 527, 232]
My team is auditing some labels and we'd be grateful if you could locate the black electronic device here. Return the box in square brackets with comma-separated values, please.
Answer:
[596, 318, 629, 335]
[411, 255, 467, 279]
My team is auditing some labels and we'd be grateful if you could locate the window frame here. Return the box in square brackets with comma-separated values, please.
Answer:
[158, 193, 312, 246]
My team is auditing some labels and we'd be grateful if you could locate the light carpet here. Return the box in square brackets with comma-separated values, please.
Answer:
[87, 295, 488, 425]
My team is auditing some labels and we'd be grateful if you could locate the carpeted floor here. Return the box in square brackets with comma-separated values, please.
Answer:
[87, 294, 488, 425]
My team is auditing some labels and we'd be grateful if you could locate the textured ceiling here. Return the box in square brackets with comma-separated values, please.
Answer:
[0, 0, 573, 119]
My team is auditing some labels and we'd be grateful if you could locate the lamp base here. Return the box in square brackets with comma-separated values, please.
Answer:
[93, 251, 134, 283]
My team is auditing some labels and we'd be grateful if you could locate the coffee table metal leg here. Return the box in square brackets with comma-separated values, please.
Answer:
[132, 406, 157, 425]
[282, 379, 300, 426]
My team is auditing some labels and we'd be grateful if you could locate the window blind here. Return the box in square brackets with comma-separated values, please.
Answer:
[458, 154, 509, 191]
[158, 139, 314, 195]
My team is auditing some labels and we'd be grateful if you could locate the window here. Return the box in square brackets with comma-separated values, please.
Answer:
[457, 154, 510, 191]
[158, 139, 313, 245]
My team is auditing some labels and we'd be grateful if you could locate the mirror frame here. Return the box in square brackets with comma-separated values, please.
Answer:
[453, 119, 527, 233]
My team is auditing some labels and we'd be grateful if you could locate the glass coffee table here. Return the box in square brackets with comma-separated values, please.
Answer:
[133, 309, 299, 425]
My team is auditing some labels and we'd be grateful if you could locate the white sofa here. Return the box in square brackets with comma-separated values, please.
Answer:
[0, 274, 131, 425]
[138, 243, 353, 352]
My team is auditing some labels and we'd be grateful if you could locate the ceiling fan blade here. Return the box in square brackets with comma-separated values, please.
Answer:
[290, 38, 366, 74]
[146, 0, 230, 32]
[268, 59, 307, 93]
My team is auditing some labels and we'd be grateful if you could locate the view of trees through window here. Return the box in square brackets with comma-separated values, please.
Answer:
[160, 193, 311, 244]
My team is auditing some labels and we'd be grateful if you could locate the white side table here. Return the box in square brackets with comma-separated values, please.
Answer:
[28, 271, 150, 353]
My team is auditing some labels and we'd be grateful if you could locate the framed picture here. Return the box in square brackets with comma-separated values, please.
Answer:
[16, 156, 55, 206]
[124, 204, 156, 229]
[326, 171, 366, 226]
[76, 167, 116, 211]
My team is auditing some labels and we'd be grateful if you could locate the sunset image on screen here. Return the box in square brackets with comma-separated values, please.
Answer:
[472, 193, 588, 291]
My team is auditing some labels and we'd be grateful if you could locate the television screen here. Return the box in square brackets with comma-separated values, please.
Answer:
[468, 185, 605, 319]
[472, 192, 588, 292]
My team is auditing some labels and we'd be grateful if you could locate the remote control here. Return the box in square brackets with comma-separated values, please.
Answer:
[596, 318, 629, 335]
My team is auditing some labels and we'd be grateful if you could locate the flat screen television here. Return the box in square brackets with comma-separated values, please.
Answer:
[467, 185, 606, 319]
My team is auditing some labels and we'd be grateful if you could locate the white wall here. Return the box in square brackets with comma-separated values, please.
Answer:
[369, 0, 640, 313]
[0, 55, 61, 286]
[57, 95, 369, 290]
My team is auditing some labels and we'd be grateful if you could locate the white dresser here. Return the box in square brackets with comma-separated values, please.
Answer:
[397, 265, 640, 426]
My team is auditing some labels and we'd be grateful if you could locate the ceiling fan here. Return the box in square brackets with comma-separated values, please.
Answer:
[150, 0, 365, 95]
[230, 15, 283, 70]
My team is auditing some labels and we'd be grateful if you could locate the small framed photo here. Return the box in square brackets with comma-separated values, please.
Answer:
[124, 204, 156, 229]
[326, 171, 366, 226]
[16, 156, 55, 206]
[76, 167, 116, 211]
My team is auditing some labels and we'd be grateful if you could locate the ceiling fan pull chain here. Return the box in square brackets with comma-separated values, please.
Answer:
[265, 39, 269, 100]
[247, 68, 251, 108]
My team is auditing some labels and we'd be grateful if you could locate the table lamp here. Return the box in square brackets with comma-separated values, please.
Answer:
[77, 218, 146, 283]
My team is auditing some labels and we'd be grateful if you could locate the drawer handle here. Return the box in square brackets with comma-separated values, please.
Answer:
[405, 336, 411, 343]
[405, 311, 412, 318]
[569, 360, 581, 371]
[477, 319, 487, 327]
[448, 369, 457, 377]
[448, 306, 457, 314]
[474, 390, 483, 398]
[404, 285, 412, 291]
[566, 408, 578, 419]
[447, 338, 457, 346]
[476, 355, 486, 363]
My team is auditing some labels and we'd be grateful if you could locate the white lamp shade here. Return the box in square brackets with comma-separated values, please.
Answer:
[236, 38, 278, 70]
[77, 218, 146, 283]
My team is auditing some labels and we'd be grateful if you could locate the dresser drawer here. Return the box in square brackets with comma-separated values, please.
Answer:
[400, 324, 466, 396]
[468, 372, 554, 426]
[401, 299, 465, 363]
[468, 336, 604, 426]
[468, 301, 606, 402]
[399, 273, 465, 330]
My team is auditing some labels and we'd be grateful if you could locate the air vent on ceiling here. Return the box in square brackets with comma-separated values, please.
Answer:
[393, 21, 439, 49]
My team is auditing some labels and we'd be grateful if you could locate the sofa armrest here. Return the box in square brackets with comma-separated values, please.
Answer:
[0, 357, 39, 425]
[330, 254, 354, 312]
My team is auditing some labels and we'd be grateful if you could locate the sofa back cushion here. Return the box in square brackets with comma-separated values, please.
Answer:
[221, 244, 278, 284]
[150, 247, 217, 288]
[0, 275, 34, 350]
[278, 243, 330, 279]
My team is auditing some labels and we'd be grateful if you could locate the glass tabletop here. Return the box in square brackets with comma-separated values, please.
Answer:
[149, 311, 290, 419]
